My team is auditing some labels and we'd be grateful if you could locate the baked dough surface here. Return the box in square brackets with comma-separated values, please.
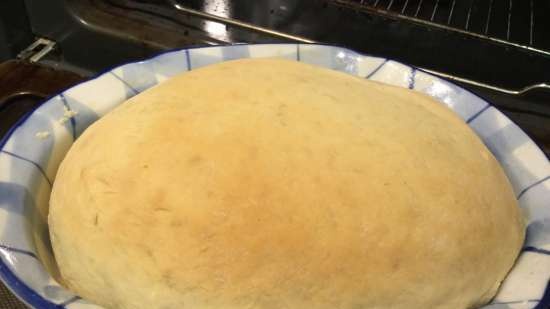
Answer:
[49, 58, 524, 309]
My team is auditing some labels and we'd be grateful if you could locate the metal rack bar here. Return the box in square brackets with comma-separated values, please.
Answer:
[447, 0, 456, 25]
[167, 0, 315, 43]
[401, 0, 410, 14]
[334, 0, 549, 57]
[465, 0, 474, 30]
[484, 0, 494, 34]
[167, 0, 547, 96]
[387, 0, 395, 11]
[507, 0, 512, 40]
[431, 0, 440, 22]
[419, 67, 550, 95]
[415, 0, 424, 18]
[530, 0, 534, 45]
[339, 0, 547, 54]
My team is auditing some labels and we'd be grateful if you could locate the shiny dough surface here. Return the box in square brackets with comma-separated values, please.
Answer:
[49, 58, 524, 309]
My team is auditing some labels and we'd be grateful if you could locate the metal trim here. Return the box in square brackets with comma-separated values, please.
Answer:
[17, 38, 56, 63]
[419, 67, 550, 95]
[167, 0, 316, 43]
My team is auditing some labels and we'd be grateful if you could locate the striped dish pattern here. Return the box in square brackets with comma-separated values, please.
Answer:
[0, 44, 548, 309]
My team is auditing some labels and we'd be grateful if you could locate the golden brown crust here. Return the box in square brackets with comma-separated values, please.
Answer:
[49, 58, 524, 309]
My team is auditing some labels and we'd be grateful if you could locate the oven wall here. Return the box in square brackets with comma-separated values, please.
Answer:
[0, 1, 34, 61]
[23, 0, 164, 73]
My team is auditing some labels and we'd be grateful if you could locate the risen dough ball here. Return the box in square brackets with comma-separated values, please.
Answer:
[49, 58, 524, 309]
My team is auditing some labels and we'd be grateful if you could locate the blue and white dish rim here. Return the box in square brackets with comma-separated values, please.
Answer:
[0, 43, 548, 309]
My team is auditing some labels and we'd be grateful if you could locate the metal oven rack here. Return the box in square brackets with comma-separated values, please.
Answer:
[333, 0, 550, 92]
[346, 0, 549, 54]
[167, 0, 550, 95]
[12, 0, 550, 96]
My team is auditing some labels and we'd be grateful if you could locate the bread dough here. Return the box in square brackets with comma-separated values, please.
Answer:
[49, 58, 524, 309]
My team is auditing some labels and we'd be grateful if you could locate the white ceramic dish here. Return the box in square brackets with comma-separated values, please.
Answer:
[0, 44, 548, 309]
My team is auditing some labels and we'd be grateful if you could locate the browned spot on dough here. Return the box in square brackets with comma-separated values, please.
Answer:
[276, 104, 287, 116]
[162, 272, 176, 289]
[154, 207, 170, 212]
[187, 155, 203, 166]
[392, 260, 401, 271]
[171, 220, 182, 227]
[199, 246, 210, 253]
[96, 177, 109, 186]
[94, 214, 99, 226]
[322, 93, 338, 101]
[203, 232, 216, 240]
[79, 167, 87, 178]
[276, 104, 288, 126]
[151, 189, 166, 206]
